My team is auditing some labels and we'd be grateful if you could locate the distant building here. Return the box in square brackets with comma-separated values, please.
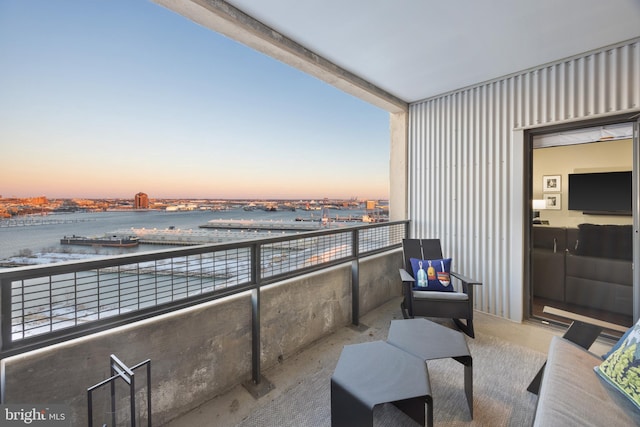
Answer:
[28, 196, 48, 205]
[134, 192, 149, 209]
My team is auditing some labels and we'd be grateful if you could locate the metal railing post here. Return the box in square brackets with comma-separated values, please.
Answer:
[242, 242, 274, 399]
[351, 229, 360, 326]
[0, 280, 4, 356]
[0, 277, 11, 357]
[0, 277, 8, 402]
[251, 243, 261, 384]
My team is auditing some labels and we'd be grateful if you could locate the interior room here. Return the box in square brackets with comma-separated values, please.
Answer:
[530, 124, 634, 327]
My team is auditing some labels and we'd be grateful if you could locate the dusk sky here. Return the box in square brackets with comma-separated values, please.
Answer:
[0, 0, 390, 200]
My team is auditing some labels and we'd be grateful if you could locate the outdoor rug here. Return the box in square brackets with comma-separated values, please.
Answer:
[235, 331, 546, 427]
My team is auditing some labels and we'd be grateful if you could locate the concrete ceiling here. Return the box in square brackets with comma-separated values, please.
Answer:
[223, 0, 640, 104]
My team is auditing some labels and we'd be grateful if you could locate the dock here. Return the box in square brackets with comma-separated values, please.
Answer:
[127, 226, 311, 246]
[0, 217, 96, 228]
[198, 219, 354, 232]
[124, 220, 358, 246]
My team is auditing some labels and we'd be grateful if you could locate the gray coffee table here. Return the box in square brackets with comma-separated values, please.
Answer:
[387, 318, 473, 418]
[331, 340, 433, 427]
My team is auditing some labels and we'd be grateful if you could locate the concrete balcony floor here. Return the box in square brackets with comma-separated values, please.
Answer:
[164, 297, 611, 427]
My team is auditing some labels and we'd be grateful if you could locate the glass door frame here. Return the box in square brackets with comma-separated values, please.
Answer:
[633, 116, 640, 321]
[524, 113, 639, 324]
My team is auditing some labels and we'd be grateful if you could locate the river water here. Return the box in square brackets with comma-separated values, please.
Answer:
[0, 208, 367, 261]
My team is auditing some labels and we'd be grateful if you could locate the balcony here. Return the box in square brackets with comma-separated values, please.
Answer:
[0, 219, 616, 426]
[1, 221, 408, 425]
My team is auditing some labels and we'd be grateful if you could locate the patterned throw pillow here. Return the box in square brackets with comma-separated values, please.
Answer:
[409, 257, 453, 292]
[595, 318, 640, 410]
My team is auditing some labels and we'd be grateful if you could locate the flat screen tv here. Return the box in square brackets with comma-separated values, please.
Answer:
[568, 171, 632, 215]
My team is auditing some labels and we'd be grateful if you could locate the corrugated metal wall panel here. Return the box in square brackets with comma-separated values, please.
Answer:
[408, 39, 640, 319]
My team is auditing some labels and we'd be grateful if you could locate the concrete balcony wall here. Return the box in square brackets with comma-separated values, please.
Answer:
[260, 249, 402, 366]
[359, 249, 403, 313]
[1, 249, 402, 426]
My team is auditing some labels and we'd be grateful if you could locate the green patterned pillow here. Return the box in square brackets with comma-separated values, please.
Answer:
[595, 318, 640, 410]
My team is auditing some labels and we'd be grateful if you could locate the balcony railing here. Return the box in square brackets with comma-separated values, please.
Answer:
[0, 220, 408, 362]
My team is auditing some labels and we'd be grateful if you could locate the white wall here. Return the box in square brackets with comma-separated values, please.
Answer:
[533, 139, 633, 228]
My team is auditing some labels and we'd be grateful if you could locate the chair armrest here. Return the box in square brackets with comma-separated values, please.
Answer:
[450, 271, 482, 286]
[451, 271, 481, 296]
[399, 268, 415, 283]
[542, 306, 628, 334]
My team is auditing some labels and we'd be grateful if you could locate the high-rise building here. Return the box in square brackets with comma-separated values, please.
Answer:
[134, 192, 149, 209]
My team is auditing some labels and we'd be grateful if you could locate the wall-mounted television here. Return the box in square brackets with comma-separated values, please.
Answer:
[568, 171, 632, 215]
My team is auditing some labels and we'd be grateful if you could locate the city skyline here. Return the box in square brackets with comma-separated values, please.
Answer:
[0, 0, 390, 200]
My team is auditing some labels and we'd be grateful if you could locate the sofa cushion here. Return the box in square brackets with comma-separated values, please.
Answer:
[596, 318, 640, 410]
[565, 253, 633, 316]
[533, 337, 640, 427]
[532, 250, 565, 302]
[533, 226, 567, 251]
[566, 254, 633, 286]
[575, 224, 632, 261]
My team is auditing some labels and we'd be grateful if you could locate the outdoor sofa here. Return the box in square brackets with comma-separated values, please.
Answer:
[532, 308, 640, 426]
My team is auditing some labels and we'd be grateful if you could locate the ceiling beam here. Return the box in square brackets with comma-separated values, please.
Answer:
[153, 0, 408, 113]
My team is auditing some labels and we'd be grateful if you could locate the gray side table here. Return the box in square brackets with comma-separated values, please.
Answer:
[387, 318, 473, 418]
[331, 340, 433, 427]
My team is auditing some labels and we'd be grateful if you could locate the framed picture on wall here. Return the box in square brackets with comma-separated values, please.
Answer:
[543, 175, 561, 192]
[544, 194, 561, 210]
